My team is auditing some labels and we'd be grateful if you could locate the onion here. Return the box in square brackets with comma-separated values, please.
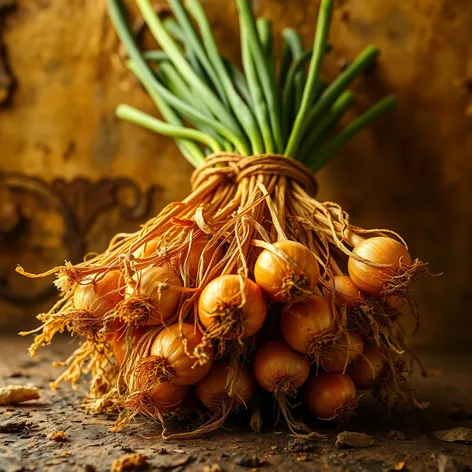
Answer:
[196, 361, 255, 410]
[118, 379, 189, 430]
[198, 275, 267, 341]
[120, 267, 182, 326]
[112, 327, 147, 365]
[74, 270, 124, 317]
[146, 381, 189, 414]
[320, 332, 364, 373]
[141, 323, 214, 386]
[253, 340, 316, 436]
[383, 295, 405, 317]
[280, 296, 335, 355]
[254, 240, 320, 303]
[162, 360, 255, 439]
[304, 372, 357, 420]
[325, 275, 362, 305]
[253, 340, 310, 392]
[348, 237, 412, 296]
[71, 270, 124, 338]
[348, 345, 386, 389]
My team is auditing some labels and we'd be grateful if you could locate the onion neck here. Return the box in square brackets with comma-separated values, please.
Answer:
[114, 296, 153, 327]
[281, 273, 313, 302]
[133, 355, 175, 391]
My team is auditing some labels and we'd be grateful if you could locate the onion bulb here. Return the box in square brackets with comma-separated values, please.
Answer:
[120, 267, 182, 326]
[325, 276, 363, 305]
[253, 340, 310, 392]
[119, 380, 189, 429]
[198, 275, 267, 341]
[74, 270, 124, 317]
[304, 372, 357, 420]
[71, 270, 124, 338]
[254, 240, 320, 303]
[348, 237, 412, 296]
[348, 345, 386, 389]
[320, 332, 364, 373]
[139, 323, 214, 386]
[162, 361, 255, 439]
[112, 327, 147, 365]
[146, 381, 189, 414]
[196, 361, 255, 410]
[253, 340, 317, 436]
[280, 296, 335, 355]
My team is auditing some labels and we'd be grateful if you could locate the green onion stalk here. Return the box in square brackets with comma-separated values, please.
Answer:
[19, 0, 430, 439]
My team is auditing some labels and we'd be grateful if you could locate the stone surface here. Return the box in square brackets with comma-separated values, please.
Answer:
[0, 337, 471, 471]
[0, 1, 471, 351]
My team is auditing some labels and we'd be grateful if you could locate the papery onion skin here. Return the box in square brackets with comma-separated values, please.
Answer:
[150, 323, 214, 385]
[130, 267, 182, 326]
[147, 381, 189, 414]
[112, 327, 147, 365]
[325, 276, 363, 305]
[198, 275, 267, 340]
[348, 345, 386, 389]
[253, 340, 310, 392]
[74, 270, 124, 318]
[304, 372, 356, 420]
[348, 237, 412, 296]
[321, 332, 364, 373]
[254, 240, 320, 303]
[280, 296, 335, 354]
[195, 361, 255, 409]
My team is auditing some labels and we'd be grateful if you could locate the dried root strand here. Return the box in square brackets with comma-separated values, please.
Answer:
[161, 399, 234, 440]
[112, 297, 154, 327]
[131, 356, 176, 391]
[330, 395, 361, 425]
[271, 377, 324, 439]
[382, 259, 431, 298]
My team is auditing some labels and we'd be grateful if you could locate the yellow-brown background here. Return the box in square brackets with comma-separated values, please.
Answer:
[0, 0, 471, 351]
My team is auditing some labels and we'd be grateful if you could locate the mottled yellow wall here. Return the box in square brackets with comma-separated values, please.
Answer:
[0, 1, 471, 350]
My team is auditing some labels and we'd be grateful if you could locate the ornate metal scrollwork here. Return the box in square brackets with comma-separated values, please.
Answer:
[0, 172, 160, 306]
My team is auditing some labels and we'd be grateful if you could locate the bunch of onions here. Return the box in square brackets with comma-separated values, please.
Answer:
[116, 267, 182, 327]
[304, 372, 357, 421]
[70, 270, 124, 339]
[19, 0, 431, 439]
[198, 275, 267, 344]
[348, 237, 424, 298]
[280, 296, 336, 359]
[253, 340, 320, 437]
[254, 241, 320, 303]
